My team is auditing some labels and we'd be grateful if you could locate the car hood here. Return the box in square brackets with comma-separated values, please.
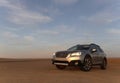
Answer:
[56, 50, 84, 54]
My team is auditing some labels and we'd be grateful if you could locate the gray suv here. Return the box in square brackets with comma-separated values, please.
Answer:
[52, 43, 107, 71]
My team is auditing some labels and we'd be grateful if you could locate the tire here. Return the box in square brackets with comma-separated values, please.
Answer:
[81, 56, 92, 71]
[101, 59, 107, 70]
[56, 65, 66, 70]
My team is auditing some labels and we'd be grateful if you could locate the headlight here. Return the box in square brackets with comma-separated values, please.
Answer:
[53, 53, 56, 58]
[53, 53, 56, 56]
[70, 52, 81, 57]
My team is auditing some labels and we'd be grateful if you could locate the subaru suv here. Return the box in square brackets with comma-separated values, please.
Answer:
[52, 43, 107, 71]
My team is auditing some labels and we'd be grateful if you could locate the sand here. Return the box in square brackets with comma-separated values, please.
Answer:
[0, 58, 119, 83]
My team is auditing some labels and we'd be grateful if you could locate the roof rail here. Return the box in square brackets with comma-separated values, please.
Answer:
[90, 43, 97, 46]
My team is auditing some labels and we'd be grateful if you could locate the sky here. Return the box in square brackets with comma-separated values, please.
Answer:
[0, 0, 120, 58]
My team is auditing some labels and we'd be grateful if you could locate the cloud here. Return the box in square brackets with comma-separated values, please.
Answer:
[39, 7, 63, 17]
[0, 0, 52, 25]
[107, 28, 120, 35]
[35, 24, 75, 35]
[2, 31, 18, 39]
[0, 0, 21, 10]
[37, 30, 59, 35]
[56, 25, 75, 33]
[24, 36, 34, 41]
[79, 0, 120, 26]
[81, 12, 120, 26]
[9, 11, 52, 25]
[1, 31, 35, 45]
[53, 0, 78, 5]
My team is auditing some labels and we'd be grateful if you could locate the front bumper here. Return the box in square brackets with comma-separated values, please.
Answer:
[52, 57, 81, 66]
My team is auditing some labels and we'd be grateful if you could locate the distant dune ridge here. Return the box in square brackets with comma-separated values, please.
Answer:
[0, 58, 120, 83]
[0, 58, 46, 62]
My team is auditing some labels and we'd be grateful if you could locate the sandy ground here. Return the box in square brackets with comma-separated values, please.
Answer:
[0, 58, 120, 83]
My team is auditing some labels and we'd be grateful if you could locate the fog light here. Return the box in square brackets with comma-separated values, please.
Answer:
[75, 62, 78, 65]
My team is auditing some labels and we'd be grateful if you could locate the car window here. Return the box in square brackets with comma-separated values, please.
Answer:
[78, 45, 90, 50]
[90, 46, 98, 53]
[98, 47, 104, 53]
[67, 45, 78, 51]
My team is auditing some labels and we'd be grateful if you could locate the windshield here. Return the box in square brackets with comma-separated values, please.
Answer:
[67, 46, 78, 51]
[67, 45, 90, 51]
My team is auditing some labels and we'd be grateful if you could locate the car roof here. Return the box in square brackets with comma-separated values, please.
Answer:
[77, 43, 99, 47]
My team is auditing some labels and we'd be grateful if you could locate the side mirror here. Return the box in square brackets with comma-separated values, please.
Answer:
[92, 49, 97, 53]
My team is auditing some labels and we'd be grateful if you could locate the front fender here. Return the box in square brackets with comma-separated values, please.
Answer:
[80, 51, 91, 63]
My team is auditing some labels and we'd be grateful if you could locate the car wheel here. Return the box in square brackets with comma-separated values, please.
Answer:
[56, 65, 66, 70]
[101, 59, 107, 70]
[81, 56, 92, 71]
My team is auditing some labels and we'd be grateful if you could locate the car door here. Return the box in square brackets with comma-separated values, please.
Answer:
[97, 46, 104, 63]
[90, 46, 100, 64]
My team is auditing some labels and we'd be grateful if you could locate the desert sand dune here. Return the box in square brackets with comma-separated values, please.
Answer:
[0, 58, 119, 83]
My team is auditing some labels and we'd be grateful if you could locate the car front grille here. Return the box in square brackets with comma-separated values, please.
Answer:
[55, 52, 68, 58]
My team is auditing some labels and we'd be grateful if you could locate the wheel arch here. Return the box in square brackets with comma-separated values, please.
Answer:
[81, 54, 92, 63]
[85, 54, 92, 58]
[103, 57, 107, 64]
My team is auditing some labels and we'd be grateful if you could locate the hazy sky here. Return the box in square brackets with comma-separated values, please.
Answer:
[0, 0, 120, 58]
